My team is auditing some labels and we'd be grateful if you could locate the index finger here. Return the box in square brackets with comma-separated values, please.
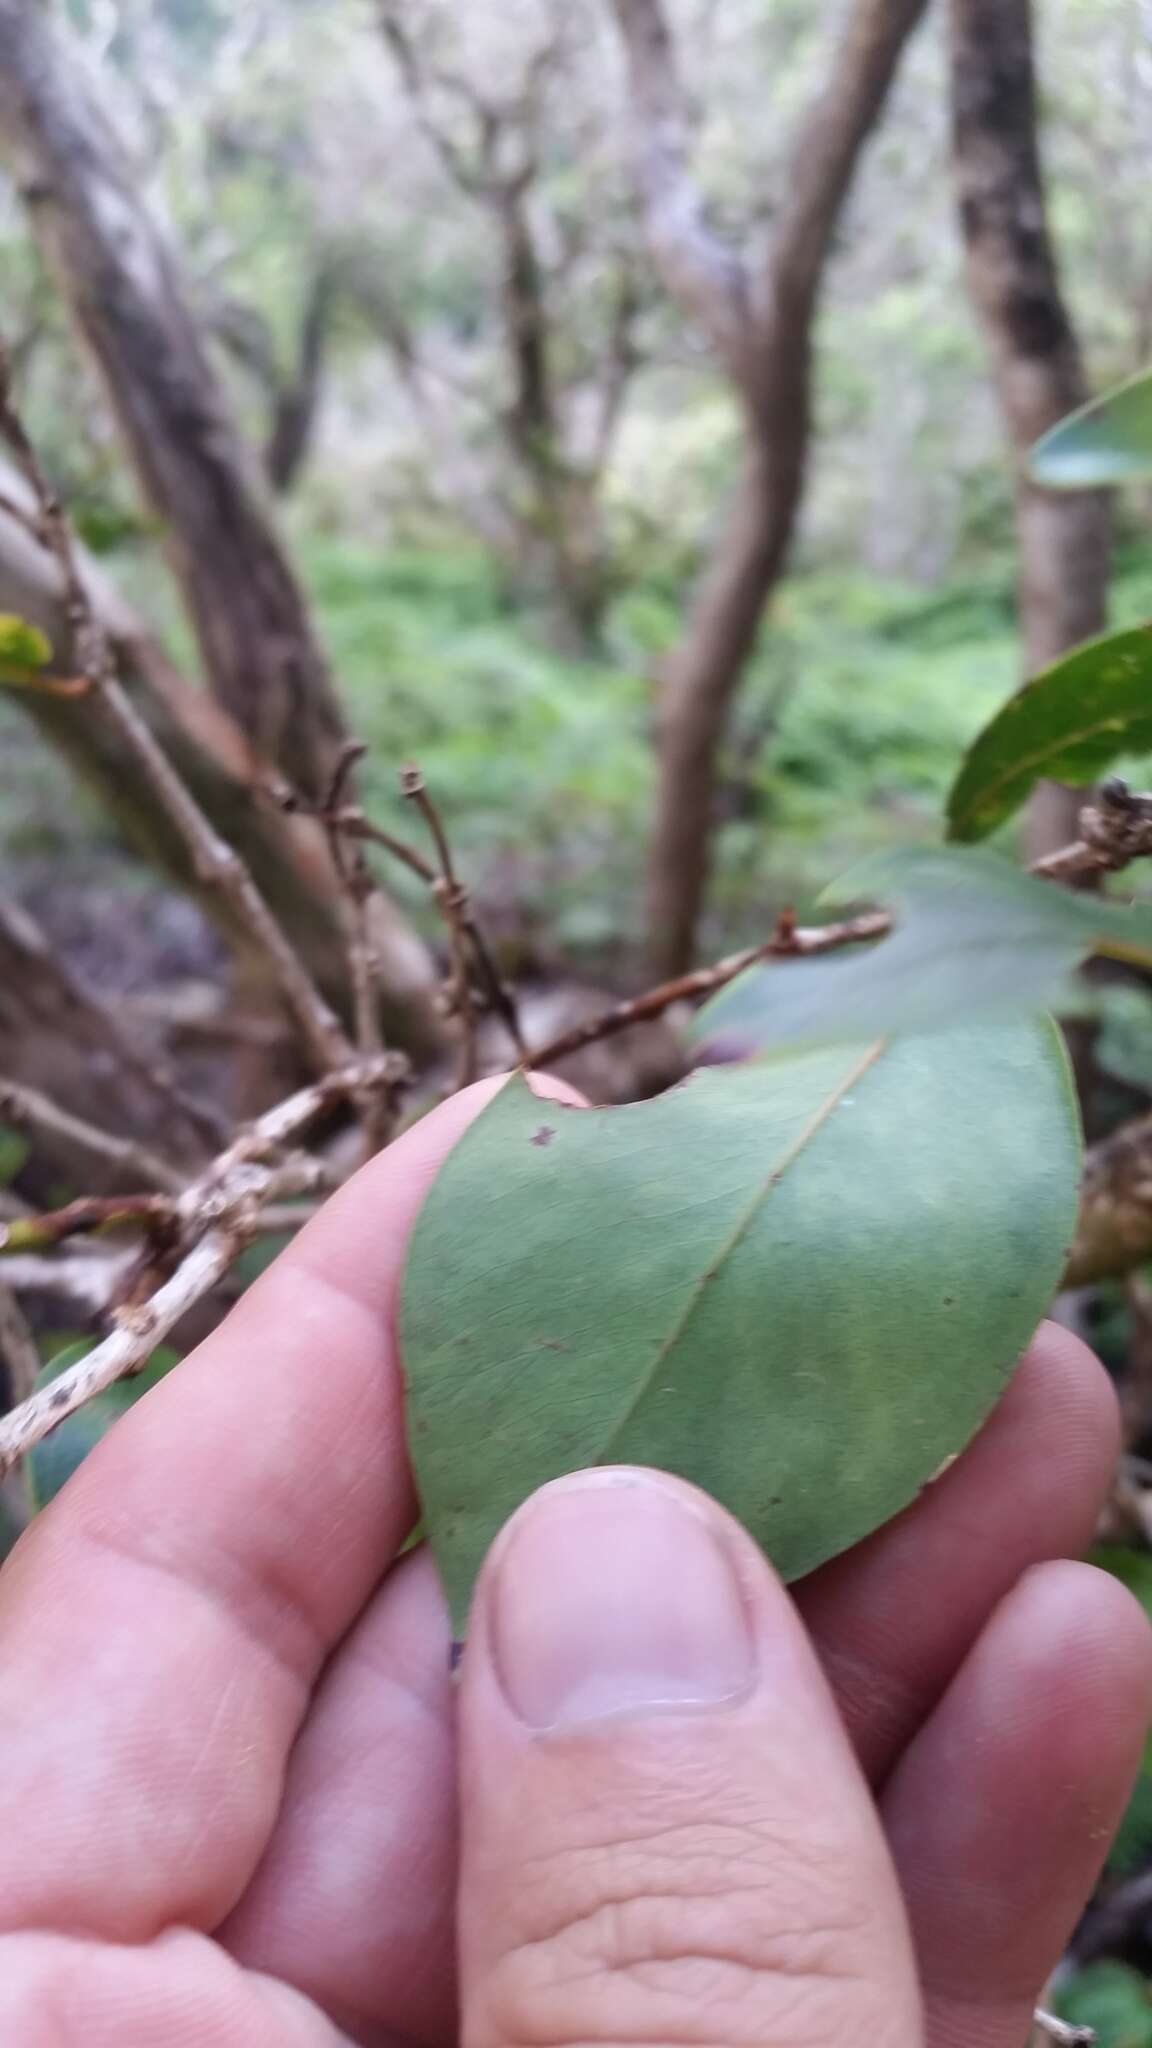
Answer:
[0, 1077, 569, 1945]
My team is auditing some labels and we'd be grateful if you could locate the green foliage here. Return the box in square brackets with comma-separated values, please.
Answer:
[1032, 368, 1152, 488]
[947, 624, 1152, 842]
[26, 1341, 182, 1510]
[0, 613, 51, 688]
[691, 846, 1152, 1056]
[401, 1020, 1078, 1633]
[1055, 1963, 1152, 2048]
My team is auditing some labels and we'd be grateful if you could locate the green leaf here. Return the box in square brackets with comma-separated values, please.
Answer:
[26, 1341, 181, 1510]
[0, 611, 51, 685]
[1031, 368, 1152, 488]
[947, 624, 1152, 842]
[689, 847, 1152, 1059]
[401, 1020, 1079, 1634]
[1055, 1963, 1152, 2048]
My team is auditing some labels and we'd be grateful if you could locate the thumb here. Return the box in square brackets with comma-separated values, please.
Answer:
[456, 1468, 922, 2048]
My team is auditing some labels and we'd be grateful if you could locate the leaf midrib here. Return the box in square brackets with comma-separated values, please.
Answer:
[599, 1039, 887, 1461]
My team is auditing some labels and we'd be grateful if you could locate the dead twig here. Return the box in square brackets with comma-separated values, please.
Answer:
[0, 1194, 174, 1254]
[0, 349, 355, 1082]
[1033, 778, 1152, 884]
[0, 1055, 402, 1477]
[1032, 2009, 1094, 2045]
[0, 1076, 183, 1194]
[525, 911, 891, 1069]
[309, 740, 397, 1154]
[401, 763, 528, 1082]
[401, 763, 479, 1086]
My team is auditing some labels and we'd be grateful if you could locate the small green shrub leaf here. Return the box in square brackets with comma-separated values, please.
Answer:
[947, 624, 1152, 842]
[26, 1342, 181, 1510]
[401, 1020, 1079, 1634]
[1031, 367, 1152, 487]
[689, 847, 1152, 1058]
[0, 612, 51, 684]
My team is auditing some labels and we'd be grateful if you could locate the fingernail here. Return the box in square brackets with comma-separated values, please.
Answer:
[488, 1471, 756, 1729]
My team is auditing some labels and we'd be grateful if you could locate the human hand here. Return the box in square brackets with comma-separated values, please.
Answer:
[0, 1078, 1147, 2046]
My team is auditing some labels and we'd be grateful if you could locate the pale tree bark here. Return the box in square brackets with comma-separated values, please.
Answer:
[0, 482, 443, 1061]
[948, 0, 1113, 860]
[0, 0, 346, 805]
[608, 0, 931, 974]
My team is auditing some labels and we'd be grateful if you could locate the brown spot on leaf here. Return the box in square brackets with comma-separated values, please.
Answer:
[531, 1125, 556, 1147]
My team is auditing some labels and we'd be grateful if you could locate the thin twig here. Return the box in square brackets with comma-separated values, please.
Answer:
[303, 740, 397, 1157]
[1032, 2009, 1094, 2045]
[0, 349, 355, 1082]
[401, 763, 526, 1066]
[402, 765, 480, 1086]
[525, 911, 891, 1069]
[0, 1194, 174, 1254]
[0, 1076, 183, 1194]
[0, 1055, 401, 1477]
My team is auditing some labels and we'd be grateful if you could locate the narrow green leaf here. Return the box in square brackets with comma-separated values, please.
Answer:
[947, 623, 1152, 842]
[402, 1021, 1079, 1634]
[26, 1342, 181, 1510]
[1031, 367, 1152, 487]
[690, 847, 1152, 1059]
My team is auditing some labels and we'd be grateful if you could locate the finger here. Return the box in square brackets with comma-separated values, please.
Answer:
[457, 1467, 921, 2048]
[796, 1322, 1119, 1782]
[222, 1547, 457, 2048]
[0, 1928, 344, 2047]
[0, 1075, 578, 1944]
[882, 1561, 1152, 2048]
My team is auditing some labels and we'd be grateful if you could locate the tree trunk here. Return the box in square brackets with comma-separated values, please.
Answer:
[645, 427, 804, 974]
[0, 486, 444, 1061]
[611, 0, 930, 975]
[0, 0, 346, 805]
[948, 0, 1112, 860]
